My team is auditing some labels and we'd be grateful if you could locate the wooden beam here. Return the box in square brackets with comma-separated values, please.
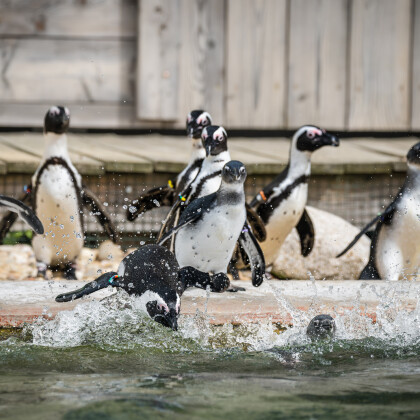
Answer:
[137, 0, 180, 121]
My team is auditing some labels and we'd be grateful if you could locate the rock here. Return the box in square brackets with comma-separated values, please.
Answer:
[0, 245, 37, 280]
[271, 206, 370, 280]
[96, 240, 124, 262]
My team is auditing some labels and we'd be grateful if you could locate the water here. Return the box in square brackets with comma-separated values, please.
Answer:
[1, 291, 420, 419]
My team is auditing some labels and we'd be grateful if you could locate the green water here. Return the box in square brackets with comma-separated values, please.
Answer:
[1, 295, 419, 419]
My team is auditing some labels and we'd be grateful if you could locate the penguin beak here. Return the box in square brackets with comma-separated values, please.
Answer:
[164, 309, 178, 331]
[205, 143, 212, 156]
[325, 133, 340, 147]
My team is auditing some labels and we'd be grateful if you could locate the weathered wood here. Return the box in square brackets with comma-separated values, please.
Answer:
[348, 0, 411, 130]
[0, 38, 136, 103]
[137, 0, 180, 121]
[412, 0, 420, 130]
[0, 134, 105, 175]
[0, 140, 39, 173]
[226, 0, 287, 128]
[0, 0, 137, 38]
[177, 0, 226, 125]
[288, 0, 348, 129]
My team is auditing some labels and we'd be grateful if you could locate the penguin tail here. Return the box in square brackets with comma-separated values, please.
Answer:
[55, 271, 120, 302]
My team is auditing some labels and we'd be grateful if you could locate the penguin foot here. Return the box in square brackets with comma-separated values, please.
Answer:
[64, 263, 78, 280]
[210, 273, 230, 292]
[36, 262, 49, 279]
[226, 285, 246, 293]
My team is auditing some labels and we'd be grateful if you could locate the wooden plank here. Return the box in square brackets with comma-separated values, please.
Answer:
[288, 0, 348, 130]
[177, 0, 225, 125]
[137, 0, 180, 121]
[0, 0, 137, 38]
[0, 38, 135, 103]
[226, 0, 287, 128]
[71, 136, 153, 173]
[412, 0, 420, 130]
[351, 138, 417, 159]
[348, 0, 411, 130]
[0, 140, 39, 173]
[0, 133, 105, 175]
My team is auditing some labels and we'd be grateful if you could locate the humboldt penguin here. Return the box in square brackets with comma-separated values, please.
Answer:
[159, 161, 265, 288]
[250, 126, 339, 266]
[55, 244, 229, 330]
[127, 110, 212, 221]
[337, 141, 420, 280]
[0, 106, 117, 279]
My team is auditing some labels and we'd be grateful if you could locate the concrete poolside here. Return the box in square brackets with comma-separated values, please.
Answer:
[1, 279, 418, 328]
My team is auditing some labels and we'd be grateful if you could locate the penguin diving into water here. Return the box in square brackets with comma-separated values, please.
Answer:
[55, 244, 230, 330]
[249, 126, 339, 267]
[127, 110, 212, 221]
[0, 195, 43, 236]
[337, 141, 420, 280]
[159, 160, 265, 289]
[0, 106, 118, 280]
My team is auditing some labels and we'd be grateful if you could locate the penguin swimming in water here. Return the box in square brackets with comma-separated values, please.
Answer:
[306, 314, 336, 340]
[0, 106, 118, 279]
[337, 142, 420, 281]
[127, 110, 212, 221]
[55, 244, 230, 330]
[249, 126, 339, 267]
[159, 161, 265, 288]
[0, 195, 43, 235]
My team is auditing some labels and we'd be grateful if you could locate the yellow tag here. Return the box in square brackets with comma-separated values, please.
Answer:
[168, 180, 174, 189]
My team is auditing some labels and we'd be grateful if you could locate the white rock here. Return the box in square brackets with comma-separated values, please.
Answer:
[96, 240, 124, 262]
[271, 206, 370, 280]
[0, 245, 37, 280]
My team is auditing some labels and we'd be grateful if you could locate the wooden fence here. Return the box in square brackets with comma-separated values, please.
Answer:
[0, 0, 419, 131]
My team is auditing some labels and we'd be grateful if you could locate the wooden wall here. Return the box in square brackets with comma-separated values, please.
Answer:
[0, 0, 419, 131]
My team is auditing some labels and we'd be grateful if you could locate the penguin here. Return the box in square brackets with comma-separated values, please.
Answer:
[306, 314, 336, 340]
[0, 195, 43, 235]
[159, 161, 265, 288]
[0, 106, 118, 280]
[249, 126, 339, 266]
[127, 110, 212, 221]
[337, 142, 420, 281]
[55, 244, 230, 330]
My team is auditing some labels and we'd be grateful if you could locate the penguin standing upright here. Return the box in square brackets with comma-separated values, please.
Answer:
[55, 244, 230, 330]
[249, 126, 339, 266]
[159, 161, 265, 288]
[337, 142, 420, 280]
[0, 106, 118, 279]
[127, 110, 212, 221]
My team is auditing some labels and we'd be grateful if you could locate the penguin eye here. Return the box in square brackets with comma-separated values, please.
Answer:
[314, 320, 320, 327]
[201, 119, 208, 126]
[307, 131, 316, 139]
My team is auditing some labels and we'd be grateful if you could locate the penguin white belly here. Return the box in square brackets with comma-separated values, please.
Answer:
[261, 184, 308, 265]
[32, 166, 83, 266]
[377, 195, 420, 280]
[175, 205, 246, 273]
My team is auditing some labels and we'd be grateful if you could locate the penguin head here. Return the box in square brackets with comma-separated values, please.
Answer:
[294, 125, 339, 153]
[44, 106, 70, 134]
[407, 142, 420, 169]
[202, 125, 228, 156]
[306, 314, 336, 340]
[186, 110, 212, 139]
[222, 160, 247, 184]
[146, 292, 180, 331]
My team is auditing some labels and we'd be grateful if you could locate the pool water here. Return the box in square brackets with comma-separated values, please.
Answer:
[1, 292, 419, 419]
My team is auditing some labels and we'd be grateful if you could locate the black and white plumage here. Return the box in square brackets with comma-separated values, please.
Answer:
[337, 142, 420, 281]
[159, 161, 265, 288]
[306, 314, 336, 340]
[0, 195, 43, 235]
[250, 125, 339, 266]
[127, 110, 212, 221]
[0, 106, 117, 280]
[55, 244, 229, 330]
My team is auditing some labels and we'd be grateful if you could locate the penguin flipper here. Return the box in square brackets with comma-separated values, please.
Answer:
[238, 225, 266, 287]
[0, 194, 43, 235]
[55, 271, 120, 302]
[81, 186, 119, 244]
[127, 185, 174, 221]
[158, 210, 201, 245]
[246, 203, 267, 242]
[157, 200, 183, 242]
[178, 266, 229, 293]
[295, 208, 315, 257]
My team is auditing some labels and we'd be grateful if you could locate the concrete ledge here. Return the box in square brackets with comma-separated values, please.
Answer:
[0, 280, 418, 327]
